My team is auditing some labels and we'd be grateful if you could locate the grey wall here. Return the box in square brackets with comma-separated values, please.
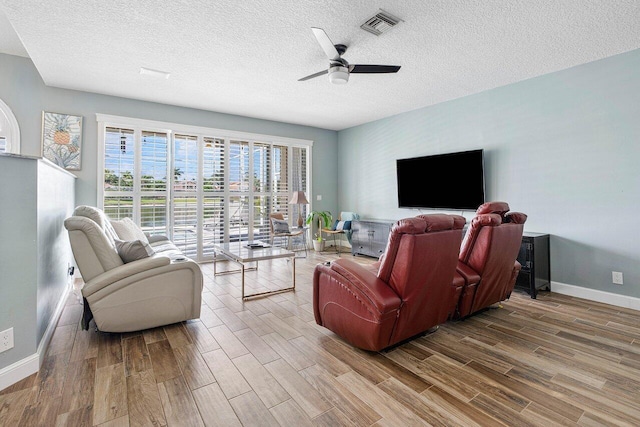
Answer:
[338, 48, 640, 298]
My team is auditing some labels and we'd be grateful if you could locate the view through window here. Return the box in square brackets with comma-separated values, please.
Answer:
[99, 116, 311, 261]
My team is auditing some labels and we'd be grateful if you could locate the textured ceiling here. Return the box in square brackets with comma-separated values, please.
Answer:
[1, 1, 639, 131]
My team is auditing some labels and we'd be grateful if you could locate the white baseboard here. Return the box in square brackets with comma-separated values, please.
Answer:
[0, 285, 70, 391]
[0, 353, 39, 391]
[551, 281, 640, 311]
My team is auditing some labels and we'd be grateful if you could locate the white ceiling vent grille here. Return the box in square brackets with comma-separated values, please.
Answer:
[360, 10, 403, 36]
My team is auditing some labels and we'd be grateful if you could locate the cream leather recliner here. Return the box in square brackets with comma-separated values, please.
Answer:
[64, 206, 203, 332]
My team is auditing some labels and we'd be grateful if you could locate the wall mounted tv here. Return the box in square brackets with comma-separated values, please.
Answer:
[396, 149, 485, 210]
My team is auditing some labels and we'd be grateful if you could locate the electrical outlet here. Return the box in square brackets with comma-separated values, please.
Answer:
[612, 271, 624, 285]
[0, 328, 14, 353]
[316, 194, 322, 201]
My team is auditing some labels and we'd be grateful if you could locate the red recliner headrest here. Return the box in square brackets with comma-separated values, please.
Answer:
[415, 214, 466, 232]
[472, 213, 502, 227]
[476, 201, 510, 216]
[504, 212, 527, 224]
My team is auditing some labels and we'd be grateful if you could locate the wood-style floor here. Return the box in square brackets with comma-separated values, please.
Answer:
[2, 251, 640, 426]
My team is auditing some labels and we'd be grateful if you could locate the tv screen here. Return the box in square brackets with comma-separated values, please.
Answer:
[396, 149, 485, 210]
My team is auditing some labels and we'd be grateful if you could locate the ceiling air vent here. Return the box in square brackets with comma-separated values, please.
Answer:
[360, 9, 402, 36]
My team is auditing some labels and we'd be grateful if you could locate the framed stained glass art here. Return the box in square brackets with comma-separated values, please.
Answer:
[41, 111, 83, 170]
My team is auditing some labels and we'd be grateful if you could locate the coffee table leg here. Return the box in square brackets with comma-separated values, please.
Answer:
[292, 256, 296, 290]
[241, 263, 245, 300]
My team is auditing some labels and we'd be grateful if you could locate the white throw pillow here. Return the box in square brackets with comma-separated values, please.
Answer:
[111, 217, 149, 244]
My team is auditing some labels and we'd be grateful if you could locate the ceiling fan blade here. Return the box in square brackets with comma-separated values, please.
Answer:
[311, 27, 340, 60]
[298, 69, 329, 82]
[349, 64, 401, 74]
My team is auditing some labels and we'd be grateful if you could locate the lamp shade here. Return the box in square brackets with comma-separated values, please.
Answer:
[289, 191, 309, 205]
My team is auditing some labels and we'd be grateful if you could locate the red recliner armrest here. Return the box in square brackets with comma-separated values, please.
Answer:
[313, 259, 402, 351]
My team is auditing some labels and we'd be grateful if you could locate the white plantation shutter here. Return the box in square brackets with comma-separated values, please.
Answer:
[202, 137, 225, 257]
[140, 131, 168, 236]
[103, 127, 135, 220]
[99, 115, 311, 261]
[252, 143, 271, 241]
[0, 137, 6, 153]
[291, 146, 308, 224]
[172, 134, 199, 257]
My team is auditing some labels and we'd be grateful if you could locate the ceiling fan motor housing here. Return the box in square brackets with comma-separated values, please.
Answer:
[329, 66, 349, 84]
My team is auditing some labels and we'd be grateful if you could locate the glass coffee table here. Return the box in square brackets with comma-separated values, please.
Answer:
[212, 241, 295, 300]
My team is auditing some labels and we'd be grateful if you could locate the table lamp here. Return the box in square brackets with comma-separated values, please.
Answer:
[288, 191, 309, 228]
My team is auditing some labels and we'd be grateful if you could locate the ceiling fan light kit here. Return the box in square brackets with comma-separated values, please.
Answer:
[299, 26, 401, 85]
[329, 66, 349, 84]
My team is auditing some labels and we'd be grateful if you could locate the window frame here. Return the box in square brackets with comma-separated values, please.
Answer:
[0, 98, 21, 154]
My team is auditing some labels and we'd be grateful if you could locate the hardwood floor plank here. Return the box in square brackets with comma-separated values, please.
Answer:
[299, 364, 382, 427]
[377, 377, 469, 427]
[55, 404, 93, 427]
[191, 383, 242, 427]
[58, 303, 83, 327]
[466, 360, 584, 422]
[228, 391, 280, 427]
[69, 328, 100, 362]
[147, 340, 182, 383]
[173, 344, 216, 390]
[58, 357, 96, 414]
[233, 328, 280, 365]
[197, 305, 224, 329]
[142, 328, 167, 345]
[208, 324, 249, 359]
[0, 387, 36, 426]
[258, 312, 303, 340]
[420, 385, 501, 427]
[269, 399, 314, 427]
[232, 353, 290, 408]
[157, 376, 204, 427]
[523, 401, 580, 427]
[235, 309, 275, 336]
[47, 324, 77, 357]
[336, 370, 426, 425]
[261, 332, 315, 371]
[184, 320, 221, 353]
[126, 370, 167, 427]
[469, 393, 538, 427]
[163, 323, 193, 349]
[317, 336, 390, 385]
[201, 349, 251, 399]
[96, 414, 130, 427]
[93, 363, 128, 425]
[97, 332, 124, 368]
[123, 335, 152, 377]
[264, 358, 331, 418]
[213, 307, 249, 332]
[289, 335, 351, 377]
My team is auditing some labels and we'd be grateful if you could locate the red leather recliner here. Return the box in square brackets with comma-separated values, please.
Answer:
[313, 214, 465, 351]
[453, 201, 527, 319]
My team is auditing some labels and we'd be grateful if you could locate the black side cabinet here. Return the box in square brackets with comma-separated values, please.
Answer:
[515, 232, 550, 299]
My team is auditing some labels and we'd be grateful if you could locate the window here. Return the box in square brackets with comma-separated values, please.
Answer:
[0, 98, 20, 154]
[97, 114, 312, 261]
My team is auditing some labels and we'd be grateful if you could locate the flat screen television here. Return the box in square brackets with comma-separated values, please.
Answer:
[396, 149, 485, 210]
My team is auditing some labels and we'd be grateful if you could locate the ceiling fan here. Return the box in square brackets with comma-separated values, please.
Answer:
[299, 27, 401, 84]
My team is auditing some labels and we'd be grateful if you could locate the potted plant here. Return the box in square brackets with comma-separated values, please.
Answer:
[306, 210, 332, 252]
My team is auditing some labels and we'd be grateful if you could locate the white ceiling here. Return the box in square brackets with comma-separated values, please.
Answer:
[1, 1, 639, 131]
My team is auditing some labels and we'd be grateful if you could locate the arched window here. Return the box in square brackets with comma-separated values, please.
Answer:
[0, 98, 20, 154]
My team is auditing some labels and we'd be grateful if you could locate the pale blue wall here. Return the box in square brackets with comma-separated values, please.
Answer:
[338, 49, 640, 298]
[0, 53, 339, 214]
